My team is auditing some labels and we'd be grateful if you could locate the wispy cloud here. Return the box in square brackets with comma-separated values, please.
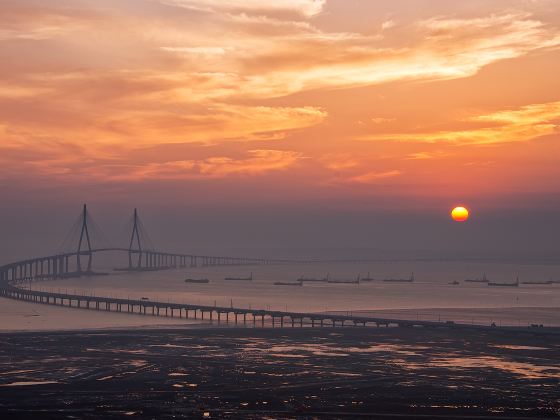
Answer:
[130, 149, 302, 180]
[1, 0, 559, 201]
[98, 149, 303, 181]
[346, 170, 403, 184]
[158, 0, 326, 17]
[360, 101, 560, 145]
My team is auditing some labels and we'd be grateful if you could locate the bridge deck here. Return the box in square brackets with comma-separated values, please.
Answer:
[1, 247, 558, 334]
[1, 283, 558, 334]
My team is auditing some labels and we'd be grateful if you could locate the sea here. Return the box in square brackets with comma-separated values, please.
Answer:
[3, 259, 559, 331]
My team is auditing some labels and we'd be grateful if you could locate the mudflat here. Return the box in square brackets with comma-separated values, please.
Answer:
[0, 327, 558, 419]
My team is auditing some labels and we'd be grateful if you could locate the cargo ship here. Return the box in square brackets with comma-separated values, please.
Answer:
[224, 273, 253, 281]
[520, 280, 553, 285]
[465, 274, 489, 283]
[359, 272, 375, 282]
[274, 281, 303, 287]
[327, 278, 360, 284]
[185, 278, 209, 284]
[297, 273, 329, 283]
[328, 274, 360, 284]
[383, 272, 415, 283]
[488, 277, 519, 287]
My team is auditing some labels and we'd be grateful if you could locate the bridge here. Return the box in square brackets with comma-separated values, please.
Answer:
[0, 205, 558, 333]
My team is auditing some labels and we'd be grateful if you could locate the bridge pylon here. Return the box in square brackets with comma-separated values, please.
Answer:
[77, 204, 93, 273]
[128, 208, 143, 269]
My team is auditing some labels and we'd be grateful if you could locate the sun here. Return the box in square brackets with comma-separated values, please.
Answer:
[451, 206, 469, 222]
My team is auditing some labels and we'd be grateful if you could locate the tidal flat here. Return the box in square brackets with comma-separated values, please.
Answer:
[0, 327, 558, 419]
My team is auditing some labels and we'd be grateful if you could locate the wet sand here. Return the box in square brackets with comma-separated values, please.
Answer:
[0, 327, 558, 419]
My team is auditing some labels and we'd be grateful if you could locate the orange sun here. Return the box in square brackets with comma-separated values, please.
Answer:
[451, 206, 469, 222]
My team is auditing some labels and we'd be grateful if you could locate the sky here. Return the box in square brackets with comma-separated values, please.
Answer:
[1, 0, 559, 260]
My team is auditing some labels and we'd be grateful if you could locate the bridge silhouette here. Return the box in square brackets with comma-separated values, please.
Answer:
[1, 205, 283, 284]
[0, 205, 557, 332]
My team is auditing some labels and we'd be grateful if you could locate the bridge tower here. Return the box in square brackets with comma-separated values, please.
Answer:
[128, 208, 143, 269]
[77, 204, 93, 273]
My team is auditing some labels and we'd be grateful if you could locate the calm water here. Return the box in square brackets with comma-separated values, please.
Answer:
[27, 261, 560, 319]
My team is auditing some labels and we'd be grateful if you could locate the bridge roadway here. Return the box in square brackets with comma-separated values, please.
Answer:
[0, 247, 287, 283]
[3, 282, 558, 333]
[0, 283, 407, 328]
[1, 248, 558, 333]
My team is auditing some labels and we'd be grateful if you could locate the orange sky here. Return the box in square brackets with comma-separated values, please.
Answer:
[1, 0, 560, 212]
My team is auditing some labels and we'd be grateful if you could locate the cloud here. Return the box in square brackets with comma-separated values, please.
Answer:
[319, 154, 360, 171]
[405, 151, 452, 160]
[0, 69, 327, 148]
[0, 139, 303, 183]
[107, 149, 303, 181]
[359, 101, 560, 145]
[346, 170, 403, 184]
[160, 46, 230, 56]
[168, 12, 560, 99]
[381, 20, 395, 31]
[158, 0, 326, 17]
[1, 0, 559, 197]
[371, 117, 396, 124]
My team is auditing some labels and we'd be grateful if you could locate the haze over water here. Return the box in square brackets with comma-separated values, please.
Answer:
[9, 259, 556, 331]
[0, 0, 559, 337]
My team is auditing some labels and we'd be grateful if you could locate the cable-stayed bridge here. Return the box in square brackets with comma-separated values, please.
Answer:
[0, 205, 558, 333]
[3, 204, 278, 284]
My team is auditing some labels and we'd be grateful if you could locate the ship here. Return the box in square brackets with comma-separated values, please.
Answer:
[359, 272, 375, 282]
[520, 280, 553, 285]
[465, 274, 489, 283]
[327, 277, 360, 284]
[274, 281, 303, 287]
[297, 273, 329, 283]
[185, 278, 209, 284]
[449, 280, 460, 285]
[383, 272, 415, 283]
[488, 277, 520, 287]
[224, 272, 253, 281]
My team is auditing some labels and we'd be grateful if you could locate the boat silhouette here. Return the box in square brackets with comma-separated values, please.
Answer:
[383, 272, 415, 283]
[360, 272, 375, 282]
[224, 272, 253, 281]
[274, 281, 303, 287]
[297, 273, 329, 283]
[327, 276, 360, 284]
[465, 274, 489, 283]
[488, 277, 519, 287]
[185, 278, 209, 284]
